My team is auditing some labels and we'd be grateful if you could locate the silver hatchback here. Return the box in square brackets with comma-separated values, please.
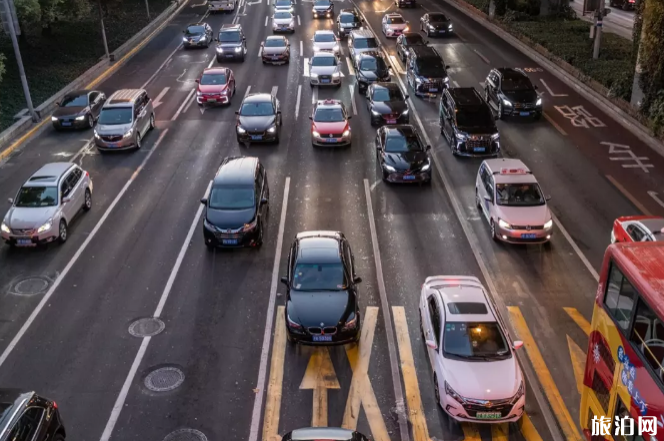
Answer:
[1, 163, 93, 247]
[94, 89, 155, 151]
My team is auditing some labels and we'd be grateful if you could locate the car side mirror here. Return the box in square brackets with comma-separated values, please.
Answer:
[200, 198, 208, 205]
[195, 79, 200, 83]
[426, 339, 437, 349]
[7, 198, 13, 204]
[426, 145, 431, 151]
[261, 198, 268, 205]
[513, 341, 524, 350]
[243, 37, 247, 41]
[235, 111, 239, 115]
[277, 110, 282, 115]
[280, 276, 288, 285]
[483, 195, 492, 203]
[347, 115, 352, 119]
[260, 42, 264, 46]
[353, 276, 362, 284]
[214, 38, 218, 41]
[182, 30, 186, 33]
[545, 195, 552, 201]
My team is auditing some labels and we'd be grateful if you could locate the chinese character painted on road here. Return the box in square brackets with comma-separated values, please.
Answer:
[592, 415, 612, 436]
[639, 416, 658, 436]
[554, 105, 606, 128]
[601, 142, 654, 174]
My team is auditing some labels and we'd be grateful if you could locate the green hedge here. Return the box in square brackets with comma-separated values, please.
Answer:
[0, 0, 172, 131]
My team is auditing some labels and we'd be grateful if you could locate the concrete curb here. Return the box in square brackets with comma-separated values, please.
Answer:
[440, 0, 664, 159]
[0, 0, 186, 158]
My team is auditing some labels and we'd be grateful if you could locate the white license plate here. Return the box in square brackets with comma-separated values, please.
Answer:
[439, 30, 446, 33]
[520, 111, 530, 116]
[313, 335, 333, 342]
[225, 54, 234, 57]
[386, 119, 397, 124]
[16, 239, 33, 246]
[476, 412, 502, 420]
[222, 239, 238, 245]
[521, 233, 537, 239]
[429, 88, 438, 92]
[251, 135, 263, 140]
[403, 175, 416, 180]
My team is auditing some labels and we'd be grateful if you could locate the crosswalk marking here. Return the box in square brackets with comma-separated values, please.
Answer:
[521, 414, 544, 441]
[462, 424, 482, 440]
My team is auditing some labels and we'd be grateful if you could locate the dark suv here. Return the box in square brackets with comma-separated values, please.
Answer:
[406, 46, 449, 97]
[0, 389, 66, 441]
[201, 156, 269, 249]
[439, 87, 500, 157]
[336, 9, 363, 37]
[215, 24, 247, 62]
[484, 67, 542, 120]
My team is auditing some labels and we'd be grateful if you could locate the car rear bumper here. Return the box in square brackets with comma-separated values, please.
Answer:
[310, 76, 342, 86]
[495, 225, 552, 244]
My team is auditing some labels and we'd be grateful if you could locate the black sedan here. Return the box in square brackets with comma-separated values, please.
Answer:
[396, 32, 427, 62]
[375, 125, 432, 183]
[282, 231, 362, 345]
[52, 90, 106, 130]
[261, 35, 290, 64]
[419, 13, 453, 37]
[355, 51, 391, 94]
[0, 389, 66, 440]
[366, 82, 409, 125]
[485, 67, 542, 120]
[236, 93, 282, 143]
[183, 23, 214, 48]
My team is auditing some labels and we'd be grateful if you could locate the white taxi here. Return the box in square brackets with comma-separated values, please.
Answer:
[475, 158, 553, 244]
[419, 275, 525, 423]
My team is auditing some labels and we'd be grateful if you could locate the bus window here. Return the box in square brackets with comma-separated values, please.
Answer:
[604, 263, 637, 331]
[630, 299, 664, 383]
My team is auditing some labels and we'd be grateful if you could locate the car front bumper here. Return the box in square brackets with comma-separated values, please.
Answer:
[286, 323, 360, 345]
[383, 169, 431, 183]
[216, 49, 244, 60]
[2, 227, 59, 246]
[197, 94, 230, 105]
[441, 393, 526, 424]
[184, 40, 208, 47]
[453, 139, 500, 157]
[312, 133, 351, 146]
[313, 10, 333, 17]
[209, 4, 234, 10]
[272, 25, 295, 32]
[52, 117, 88, 129]
[95, 135, 137, 150]
[413, 81, 447, 97]
[203, 225, 260, 248]
[310, 75, 342, 86]
[495, 224, 552, 244]
[502, 105, 542, 118]
[237, 130, 279, 143]
[262, 54, 289, 64]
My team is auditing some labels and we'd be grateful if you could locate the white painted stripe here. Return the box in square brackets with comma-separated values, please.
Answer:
[312, 85, 318, 104]
[295, 84, 302, 119]
[389, 55, 404, 74]
[140, 43, 183, 89]
[152, 87, 170, 108]
[271, 86, 278, 97]
[183, 91, 197, 114]
[552, 213, 599, 281]
[172, 88, 196, 121]
[297, 14, 301, 25]
[346, 56, 355, 75]
[300, 40, 303, 55]
[244, 85, 252, 99]
[453, 80, 460, 87]
[265, 15, 268, 26]
[207, 57, 215, 68]
[303, 57, 310, 77]
[349, 85, 357, 115]
[258, 47, 262, 57]
[99, 179, 213, 441]
[247, 177, 291, 441]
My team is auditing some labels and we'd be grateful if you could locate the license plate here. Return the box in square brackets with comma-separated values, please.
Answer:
[474, 147, 486, 152]
[439, 30, 446, 33]
[272, 56, 279, 60]
[107, 142, 118, 148]
[313, 335, 333, 342]
[325, 138, 338, 143]
[321, 79, 330, 83]
[226, 54, 234, 57]
[476, 412, 502, 420]
[208, 98, 217, 103]
[251, 135, 263, 140]
[386, 119, 397, 124]
[403, 175, 416, 180]
[61, 122, 72, 126]
[429, 88, 438, 92]
[222, 239, 238, 245]
[520, 111, 530, 116]
[16, 239, 33, 246]
[521, 233, 537, 239]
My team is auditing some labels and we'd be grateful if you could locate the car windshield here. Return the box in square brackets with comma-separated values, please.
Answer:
[372, 87, 403, 101]
[456, 107, 494, 128]
[312, 55, 337, 66]
[495, 183, 545, 206]
[387, 16, 404, 24]
[200, 73, 227, 85]
[98, 107, 132, 125]
[385, 135, 422, 153]
[404, 35, 424, 45]
[186, 25, 205, 35]
[502, 77, 534, 91]
[209, 186, 255, 210]
[61, 94, 88, 107]
[353, 37, 378, 49]
[415, 59, 446, 77]
[360, 57, 387, 71]
[315, 33, 335, 42]
[240, 101, 274, 116]
[340, 14, 358, 23]
[429, 13, 448, 21]
[274, 11, 292, 18]
[15, 186, 58, 207]
[443, 322, 511, 360]
[265, 38, 286, 47]
[314, 108, 345, 122]
[314, 0, 331, 5]
[275, 0, 290, 5]
[293, 263, 346, 291]
[219, 31, 241, 42]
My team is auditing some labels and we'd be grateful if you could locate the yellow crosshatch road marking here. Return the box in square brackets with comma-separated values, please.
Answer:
[462, 424, 482, 440]
[564, 307, 591, 336]
[392, 306, 430, 441]
[300, 347, 340, 427]
[508, 306, 583, 441]
[491, 423, 509, 440]
[520, 414, 544, 441]
[342, 307, 390, 441]
[567, 335, 587, 395]
[263, 306, 286, 441]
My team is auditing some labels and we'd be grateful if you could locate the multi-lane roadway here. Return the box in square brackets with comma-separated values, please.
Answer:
[0, 0, 662, 440]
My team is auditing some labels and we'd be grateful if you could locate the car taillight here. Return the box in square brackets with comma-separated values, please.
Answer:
[52, 401, 58, 409]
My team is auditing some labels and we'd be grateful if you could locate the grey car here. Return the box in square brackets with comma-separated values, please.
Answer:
[309, 52, 342, 87]
[1, 163, 93, 247]
[94, 89, 155, 151]
[51, 90, 106, 130]
[261, 36, 290, 64]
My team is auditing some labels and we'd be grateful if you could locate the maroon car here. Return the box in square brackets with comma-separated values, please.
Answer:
[196, 67, 236, 106]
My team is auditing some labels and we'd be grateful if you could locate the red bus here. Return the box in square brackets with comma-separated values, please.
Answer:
[580, 242, 664, 440]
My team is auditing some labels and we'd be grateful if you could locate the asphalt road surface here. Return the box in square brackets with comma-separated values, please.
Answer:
[0, 0, 661, 439]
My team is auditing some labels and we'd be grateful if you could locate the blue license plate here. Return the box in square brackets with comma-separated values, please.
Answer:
[474, 147, 486, 152]
[107, 142, 118, 148]
[321, 79, 330, 83]
[313, 335, 333, 342]
[439, 30, 446, 33]
[403, 175, 416, 180]
[521, 233, 537, 239]
[226, 54, 234, 57]
[271, 56, 279, 60]
[61, 122, 72, 126]
[520, 111, 530, 116]
[251, 135, 262, 140]
[16, 239, 33, 246]
[325, 138, 338, 143]
[222, 239, 238, 245]
[429, 88, 438, 92]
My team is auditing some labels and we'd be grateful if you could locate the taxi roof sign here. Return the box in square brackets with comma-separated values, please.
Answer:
[498, 167, 530, 175]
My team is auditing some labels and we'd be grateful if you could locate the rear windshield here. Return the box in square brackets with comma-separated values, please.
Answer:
[61, 94, 88, 107]
[15, 186, 58, 207]
[98, 107, 132, 125]
[353, 37, 378, 49]
[275, 0, 291, 5]
[209, 186, 255, 210]
[200, 73, 226, 85]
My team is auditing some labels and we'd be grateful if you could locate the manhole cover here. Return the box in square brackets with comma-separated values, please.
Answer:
[144, 367, 185, 392]
[128, 318, 165, 338]
[9, 276, 51, 297]
[163, 429, 207, 441]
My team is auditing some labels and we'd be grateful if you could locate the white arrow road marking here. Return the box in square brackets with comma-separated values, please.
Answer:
[349, 85, 357, 115]
[298, 15, 301, 25]
[153, 87, 170, 108]
[540, 79, 568, 97]
[244, 86, 252, 99]
[295, 85, 302, 119]
[648, 191, 664, 209]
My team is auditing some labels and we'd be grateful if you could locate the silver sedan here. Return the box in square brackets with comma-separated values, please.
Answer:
[309, 52, 343, 87]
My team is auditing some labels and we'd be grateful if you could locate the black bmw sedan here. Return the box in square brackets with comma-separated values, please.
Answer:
[282, 231, 362, 345]
[367, 82, 409, 126]
[375, 125, 432, 183]
[236, 93, 282, 144]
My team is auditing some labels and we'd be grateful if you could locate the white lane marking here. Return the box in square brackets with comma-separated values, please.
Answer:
[389, 55, 404, 74]
[472, 48, 490, 64]
[551, 213, 599, 281]
[172, 88, 197, 121]
[349, 85, 357, 115]
[247, 177, 291, 441]
[363, 179, 410, 441]
[71, 140, 94, 164]
[99, 179, 213, 441]
[258, 47, 262, 57]
[453, 80, 460, 87]
[207, 57, 215, 68]
[153, 87, 170, 108]
[198, 9, 210, 22]
[0, 129, 173, 370]
[649, 191, 664, 209]
[300, 40, 303, 54]
[271, 86, 278, 97]
[346, 56, 355, 75]
[312, 85, 318, 104]
[303, 57, 310, 77]
[265, 15, 269, 26]
[540, 78, 568, 97]
[140, 43, 183, 89]
[295, 84, 302, 119]
[298, 14, 301, 25]
[244, 85, 252, 99]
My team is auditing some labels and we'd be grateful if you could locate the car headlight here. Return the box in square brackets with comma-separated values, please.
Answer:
[544, 219, 553, 229]
[312, 130, 321, 138]
[183, 36, 188, 42]
[196, 91, 202, 96]
[122, 129, 133, 139]
[455, 132, 467, 141]
[216, 47, 224, 52]
[371, 110, 381, 116]
[243, 218, 258, 232]
[511, 381, 525, 405]
[421, 161, 431, 171]
[443, 76, 449, 83]
[267, 125, 277, 133]
[491, 133, 500, 140]
[37, 219, 52, 233]
[76, 115, 86, 121]
[311, 72, 319, 78]
[342, 129, 350, 137]
[94, 130, 100, 139]
[237, 126, 246, 134]
[287, 311, 303, 329]
[333, 44, 339, 51]
[415, 77, 423, 84]
[404, 26, 409, 31]
[1, 222, 10, 234]
[51, 116, 58, 122]
[502, 98, 513, 107]
[498, 218, 512, 230]
[234, 46, 242, 53]
[342, 311, 358, 330]
[402, 109, 409, 115]
[445, 381, 465, 405]
[429, 25, 435, 30]
[332, 72, 340, 78]
[383, 164, 396, 172]
[203, 218, 216, 230]
[448, 24, 453, 29]
[536, 97, 542, 106]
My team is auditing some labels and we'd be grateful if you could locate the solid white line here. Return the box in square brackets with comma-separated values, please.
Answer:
[363, 179, 410, 441]
[99, 179, 213, 441]
[258, 47, 262, 57]
[346, 56, 355, 75]
[183, 92, 197, 114]
[540, 78, 568, 97]
[295, 84, 302, 119]
[300, 40, 303, 55]
[265, 15, 268, 26]
[551, 213, 599, 281]
[349, 85, 357, 115]
[247, 177, 291, 441]
[312, 85, 318, 104]
[244, 85, 252, 99]
[0, 128, 170, 370]
[207, 57, 215, 68]
[389, 55, 404, 74]
[141, 44, 183, 90]
[271, 86, 278, 97]
[472, 48, 490, 64]
[452, 80, 460, 87]
[172, 88, 196, 121]
[297, 14, 301, 25]
[303, 57, 310, 77]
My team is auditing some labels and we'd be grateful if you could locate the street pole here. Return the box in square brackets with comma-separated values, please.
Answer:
[488, 0, 495, 18]
[592, 8, 603, 59]
[145, 0, 150, 19]
[97, 0, 110, 61]
[1, 0, 37, 122]
[630, 0, 647, 108]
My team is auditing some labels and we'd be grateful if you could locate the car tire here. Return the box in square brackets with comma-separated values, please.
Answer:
[433, 375, 441, 406]
[83, 188, 92, 211]
[287, 331, 296, 344]
[475, 190, 481, 209]
[490, 219, 498, 241]
[136, 132, 142, 149]
[54, 434, 65, 441]
[58, 219, 68, 244]
[87, 114, 94, 128]
[255, 223, 264, 248]
[149, 113, 155, 130]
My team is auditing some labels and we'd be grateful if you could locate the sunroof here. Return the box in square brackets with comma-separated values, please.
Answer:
[447, 302, 488, 315]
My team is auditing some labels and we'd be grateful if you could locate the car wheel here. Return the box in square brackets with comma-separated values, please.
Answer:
[419, 312, 424, 338]
[87, 114, 94, 128]
[83, 189, 92, 211]
[433, 375, 441, 406]
[255, 223, 264, 248]
[149, 113, 155, 130]
[136, 132, 142, 149]
[287, 331, 296, 345]
[475, 189, 481, 209]
[58, 219, 68, 244]
[485, 88, 490, 103]
[490, 219, 498, 241]
[54, 434, 65, 441]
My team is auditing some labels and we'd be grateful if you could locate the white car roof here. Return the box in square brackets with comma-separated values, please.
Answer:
[484, 158, 538, 185]
[314, 30, 335, 36]
[425, 276, 496, 322]
[312, 50, 336, 58]
[385, 13, 403, 18]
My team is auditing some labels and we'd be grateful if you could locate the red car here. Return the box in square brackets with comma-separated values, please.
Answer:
[196, 67, 236, 105]
[309, 99, 352, 147]
[611, 215, 664, 243]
